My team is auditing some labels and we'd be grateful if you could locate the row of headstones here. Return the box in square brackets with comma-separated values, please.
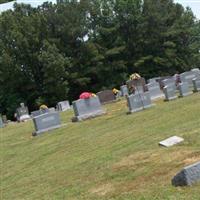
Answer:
[120, 69, 200, 102]
[15, 100, 71, 121]
[3, 68, 200, 134]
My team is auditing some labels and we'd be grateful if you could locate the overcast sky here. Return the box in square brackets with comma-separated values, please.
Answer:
[174, 0, 200, 19]
[0, 0, 200, 19]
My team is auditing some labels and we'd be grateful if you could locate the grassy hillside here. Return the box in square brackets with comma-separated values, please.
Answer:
[1, 94, 200, 200]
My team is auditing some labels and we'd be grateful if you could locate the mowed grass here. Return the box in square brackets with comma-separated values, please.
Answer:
[1, 94, 200, 200]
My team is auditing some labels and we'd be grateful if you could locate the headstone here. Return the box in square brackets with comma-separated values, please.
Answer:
[147, 82, 164, 100]
[126, 78, 147, 94]
[148, 77, 160, 83]
[2, 115, 7, 124]
[193, 78, 200, 92]
[159, 136, 184, 147]
[120, 85, 129, 96]
[16, 103, 31, 122]
[162, 78, 176, 90]
[96, 90, 116, 104]
[172, 161, 200, 186]
[72, 96, 105, 121]
[31, 107, 55, 118]
[0, 115, 4, 128]
[127, 92, 153, 113]
[57, 100, 71, 111]
[156, 76, 172, 89]
[163, 85, 178, 101]
[178, 82, 193, 97]
[32, 112, 61, 136]
[191, 68, 200, 76]
[180, 71, 199, 88]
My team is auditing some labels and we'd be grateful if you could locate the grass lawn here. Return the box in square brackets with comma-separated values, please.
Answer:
[1, 93, 200, 200]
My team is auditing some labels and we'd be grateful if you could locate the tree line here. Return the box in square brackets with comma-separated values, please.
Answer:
[0, 0, 200, 119]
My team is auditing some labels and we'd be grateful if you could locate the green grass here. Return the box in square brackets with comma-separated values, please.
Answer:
[1, 94, 200, 200]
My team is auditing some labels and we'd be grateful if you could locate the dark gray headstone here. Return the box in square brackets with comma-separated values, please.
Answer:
[127, 92, 153, 113]
[33, 112, 61, 135]
[163, 85, 178, 101]
[172, 161, 200, 187]
[193, 78, 200, 92]
[72, 96, 105, 121]
[0, 115, 4, 128]
[16, 103, 31, 122]
[120, 85, 129, 96]
[57, 100, 70, 111]
[147, 82, 164, 100]
[178, 82, 193, 97]
[96, 90, 116, 104]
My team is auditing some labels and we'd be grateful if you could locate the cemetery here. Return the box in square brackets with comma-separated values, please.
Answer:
[1, 72, 200, 199]
[1, 0, 200, 198]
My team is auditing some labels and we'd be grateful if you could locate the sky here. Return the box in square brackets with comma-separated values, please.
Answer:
[0, 0, 200, 19]
[174, 0, 200, 19]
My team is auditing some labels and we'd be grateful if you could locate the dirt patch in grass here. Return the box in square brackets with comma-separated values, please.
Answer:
[111, 149, 200, 194]
[183, 151, 200, 165]
[89, 183, 114, 196]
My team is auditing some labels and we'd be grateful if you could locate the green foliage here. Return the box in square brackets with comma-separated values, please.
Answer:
[0, 0, 12, 3]
[0, 0, 200, 118]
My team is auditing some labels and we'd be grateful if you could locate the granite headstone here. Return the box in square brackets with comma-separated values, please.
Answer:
[180, 71, 198, 88]
[120, 85, 129, 96]
[16, 103, 31, 122]
[147, 82, 164, 100]
[127, 92, 153, 113]
[97, 90, 116, 104]
[32, 112, 61, 136]
[192, 78, 200, 92]
[172, 161, 200, 186]
[178, 82, 193, 97]
[163, 85, 178, 101]
[0, 115, 4, 128]
[57, 101, 71, 111]
[72, 96, 105, 121]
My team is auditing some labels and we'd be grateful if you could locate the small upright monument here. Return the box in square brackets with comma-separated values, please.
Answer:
[16, 103, 31, 122]
[0, 114, 4, 128]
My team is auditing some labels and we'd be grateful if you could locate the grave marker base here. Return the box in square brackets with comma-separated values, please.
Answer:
[72, 110, 106, 122]
[33, 125, 61, 136]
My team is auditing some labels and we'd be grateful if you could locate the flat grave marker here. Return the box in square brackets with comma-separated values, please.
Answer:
[159, 136, 184, 147]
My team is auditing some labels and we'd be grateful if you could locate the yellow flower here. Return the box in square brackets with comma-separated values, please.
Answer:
[112, 88, 119, 94]
[39, 104, 48, 110]
[130, 73, 141, 80]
